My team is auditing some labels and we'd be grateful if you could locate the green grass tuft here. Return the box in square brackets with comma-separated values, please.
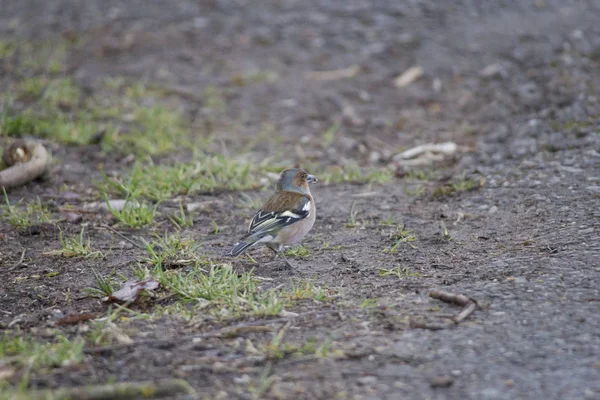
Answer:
[432, 174, 484, 198]
[0, 333, 84, 370]
[45, 227, 104, 258]
[1, 190, 54, 228]
[284, 246, 310, 258]
[151, 263, 283, 317]
[102, 156, 274, 201]
[103, 195, 157, 229]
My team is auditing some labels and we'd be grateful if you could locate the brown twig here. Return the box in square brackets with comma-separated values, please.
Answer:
[0, 139, 52, 190]
[7, 249, 26, 272]
[410, 320, 451, 330]
[429, 290, 478, 324]
[454, 302, 477, 323]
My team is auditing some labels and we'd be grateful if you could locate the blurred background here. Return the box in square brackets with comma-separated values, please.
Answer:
[2, 0, 598, 181]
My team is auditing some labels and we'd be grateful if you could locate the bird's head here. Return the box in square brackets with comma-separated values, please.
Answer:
[277, 168, 318, 194]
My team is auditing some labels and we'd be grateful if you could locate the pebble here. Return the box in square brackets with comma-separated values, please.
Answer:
[480, 63, 506, 79]
[430, 375, 454, 388]
[357, 376, 378, 385]
[234, 374, 251, 384]
[517, 82, 543, 106]
[63, 212, 83, 224]
[369, 151, 382, 164]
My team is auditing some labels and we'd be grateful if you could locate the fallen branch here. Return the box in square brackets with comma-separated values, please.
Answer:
[0, 139, 52, 190]
[24, 379, 193, 400]
[429, 290, 478, 324]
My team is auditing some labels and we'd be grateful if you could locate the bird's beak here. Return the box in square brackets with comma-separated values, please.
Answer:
[307, 174, 319, 184]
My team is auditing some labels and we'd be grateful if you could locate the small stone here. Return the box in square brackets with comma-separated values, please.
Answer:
[51, 309, 64, 319]
[430, 375, 454, 388]
[517, 82, 543, 106]
[480, 63, 506, 79]
[63, 212, 83, 224]
[369, 151, 382, 164]
[357, 376, 378, 385]
[212, 362, 226, 372]
[358, 91, 371, 102]
[234, 374, 251, 384]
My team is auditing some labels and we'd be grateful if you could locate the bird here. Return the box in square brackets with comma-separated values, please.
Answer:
[227, 168, 318, 267]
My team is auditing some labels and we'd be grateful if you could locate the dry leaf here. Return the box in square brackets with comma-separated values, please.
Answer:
[103, 278, 159, 303]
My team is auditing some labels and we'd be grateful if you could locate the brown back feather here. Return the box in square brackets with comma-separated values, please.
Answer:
[261, 191, 309, 213]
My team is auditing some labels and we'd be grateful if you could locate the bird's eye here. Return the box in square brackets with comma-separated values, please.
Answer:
[301, 173, 307, 179]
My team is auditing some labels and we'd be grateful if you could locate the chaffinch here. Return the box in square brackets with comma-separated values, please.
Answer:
[228, 168, 318, 267]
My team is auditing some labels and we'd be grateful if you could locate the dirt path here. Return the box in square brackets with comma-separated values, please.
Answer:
[1, 1, 599, 399]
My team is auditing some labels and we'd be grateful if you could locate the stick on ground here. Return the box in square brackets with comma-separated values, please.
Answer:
[429, 290, 478, 324]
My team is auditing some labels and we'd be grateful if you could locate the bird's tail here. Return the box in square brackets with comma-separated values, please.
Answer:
[227, 241, 255, 257]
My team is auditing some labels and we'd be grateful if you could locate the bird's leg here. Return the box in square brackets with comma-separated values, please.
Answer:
[278, 249, 294, 269]
[267, 243, 294, 269]
[266, 243, 279, 260]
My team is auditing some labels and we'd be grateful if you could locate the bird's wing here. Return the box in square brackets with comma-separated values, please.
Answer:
[246, 193, 311, 239]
